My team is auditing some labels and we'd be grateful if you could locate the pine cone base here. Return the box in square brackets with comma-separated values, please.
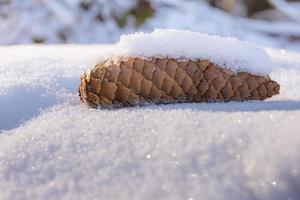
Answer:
[79, 57, 280, 108]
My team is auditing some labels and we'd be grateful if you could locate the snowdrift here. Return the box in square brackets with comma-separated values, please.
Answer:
[0, 44, 300, 200]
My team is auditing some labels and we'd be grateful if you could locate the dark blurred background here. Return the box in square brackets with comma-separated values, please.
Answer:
[209, 0, 299, 16]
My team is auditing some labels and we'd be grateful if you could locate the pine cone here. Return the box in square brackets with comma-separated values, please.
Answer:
[79, 57, 280, 108]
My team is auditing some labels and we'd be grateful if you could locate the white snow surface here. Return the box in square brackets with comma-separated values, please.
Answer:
[1, 45, 300, 200]
[114, 29, 272, 74]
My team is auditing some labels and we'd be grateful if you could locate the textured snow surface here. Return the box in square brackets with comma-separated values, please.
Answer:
[114, 29, 272, 74]
[1, 45, 300, 200]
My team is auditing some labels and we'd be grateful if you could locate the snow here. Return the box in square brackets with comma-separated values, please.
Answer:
[268, 0, 300, 23]
[0, 0, 137, 44]
[1, 44, 300, 200]
[114, 29, 272, 74]
[146, 1, 300, 51]
[0, 45, 111, 130]
[1, 0, 300, 51]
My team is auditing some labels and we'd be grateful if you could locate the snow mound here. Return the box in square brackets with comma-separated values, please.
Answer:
[1, 45, 300, 200]
[114, 29, 272, 74]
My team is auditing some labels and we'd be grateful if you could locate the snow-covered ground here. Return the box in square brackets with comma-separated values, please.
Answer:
[1, 44, 300, 200]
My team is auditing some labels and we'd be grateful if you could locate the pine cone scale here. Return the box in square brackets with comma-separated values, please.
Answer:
[79, 57, 280, 108]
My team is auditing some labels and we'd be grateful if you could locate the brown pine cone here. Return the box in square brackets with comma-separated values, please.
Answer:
[79, 57, 280, 108]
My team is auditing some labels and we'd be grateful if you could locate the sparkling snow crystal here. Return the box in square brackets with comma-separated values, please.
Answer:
[114, 29, 273, 75]
[1, 43, 300, 200]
